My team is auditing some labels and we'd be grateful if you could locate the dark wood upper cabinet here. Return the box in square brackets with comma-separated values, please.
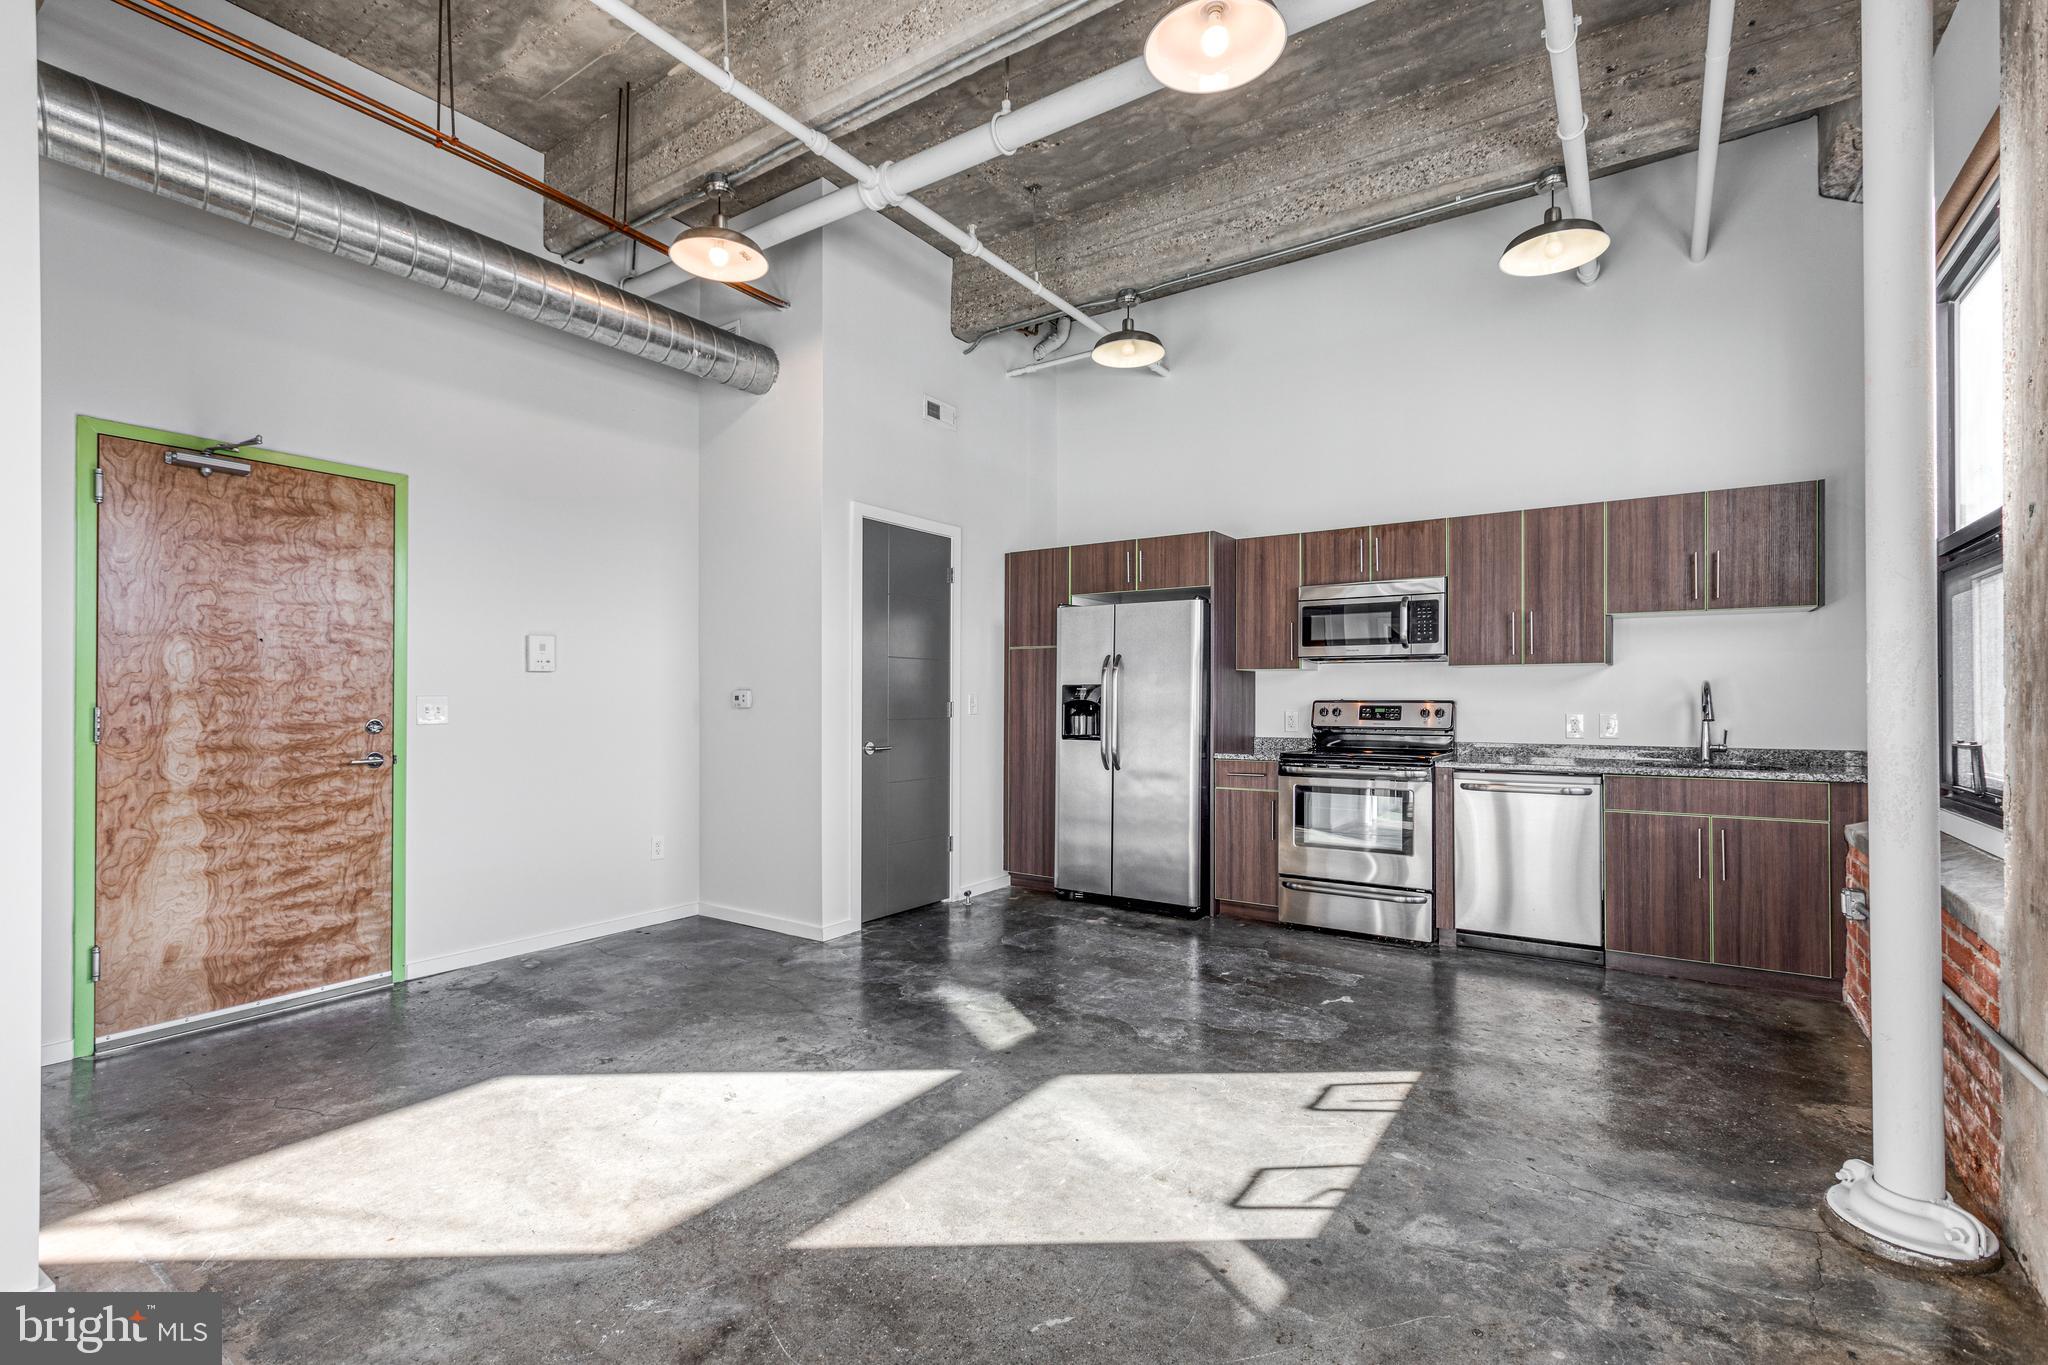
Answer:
[1371, 518, 1447, 581]
[1301, 526, 1369, 586]
[1607, 492, 1705, 614]
[1137, 532, 1211, 590]
[1004, 547, 1067, 648]
[1234, 533, 1300, 670]
[1522, 502, 1608, 664]
[1068, 539, 1133, 595]
[1713, 817, 1831, 976]
[1212, 784, 1279, 910]
[1003, 646, 1058, 881]
[1708, 481, 1823, 610]
[1448, 510, 1523, 665]
[1605, 812, 1712, 962]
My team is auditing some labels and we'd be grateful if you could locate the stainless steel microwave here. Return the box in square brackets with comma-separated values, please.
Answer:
[1297, 578, 1448, 661]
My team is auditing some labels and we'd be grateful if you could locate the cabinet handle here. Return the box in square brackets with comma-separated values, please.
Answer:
[1272, 794, 1278, 840]
[1711, 550, 1720, 601]
[1719, 826, 1728, 881]
[1357, 537, 1364, 577]
[1138, 547, 1145, 584]
[1372, 533, 1380, 577]
[1507, 611, 1516, 658]
[1526, 610, 1534, 660]
[1696, 826, 1703, 880]
[1127, 548, 1134, 586]
[1689, 551, 1699, 602]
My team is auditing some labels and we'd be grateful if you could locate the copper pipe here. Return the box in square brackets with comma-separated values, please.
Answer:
[102, 0, 789, 309]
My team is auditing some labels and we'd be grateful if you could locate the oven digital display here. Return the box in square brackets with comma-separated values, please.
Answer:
[1359, 705, 1404, 722]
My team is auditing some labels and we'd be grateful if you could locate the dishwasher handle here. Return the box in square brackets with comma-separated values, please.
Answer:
[1457, 781, 1596, 797]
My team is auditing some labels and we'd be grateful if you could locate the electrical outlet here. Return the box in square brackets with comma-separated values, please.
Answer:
[1601, 713, 1620, 738]
[1283, 709, 1301, 733]
[1565, 714, 1586, 739]
[967, 692, 980, 716]
[416, 695, 449, 726]
[731, 688, 754, 709]
[650, 836, 666, 861]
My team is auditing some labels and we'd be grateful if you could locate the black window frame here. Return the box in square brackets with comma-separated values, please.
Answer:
[1934, 186, 2005, 829]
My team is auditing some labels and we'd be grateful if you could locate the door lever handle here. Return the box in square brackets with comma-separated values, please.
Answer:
[862, 742, 893, 755]
[347, 752, 387, 768]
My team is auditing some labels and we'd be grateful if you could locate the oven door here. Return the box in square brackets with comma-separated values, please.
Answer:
[1278, 769, 1434, 890]
[1297, 591, 1407, 660]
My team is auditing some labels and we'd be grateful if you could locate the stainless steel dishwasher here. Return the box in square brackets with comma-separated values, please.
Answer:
[1452, 772, 1604, 962]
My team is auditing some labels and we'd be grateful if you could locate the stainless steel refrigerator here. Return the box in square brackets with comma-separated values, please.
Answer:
[1054, 598, 1208, 910]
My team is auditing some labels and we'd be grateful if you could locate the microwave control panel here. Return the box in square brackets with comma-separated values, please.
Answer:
[1406, 600, 1440, 644]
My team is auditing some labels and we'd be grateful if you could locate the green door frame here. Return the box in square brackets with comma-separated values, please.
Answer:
[72, 415, 410, 1059]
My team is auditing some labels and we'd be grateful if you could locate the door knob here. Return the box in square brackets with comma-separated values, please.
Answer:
[348, 752, 387, 768]
[862, 741, 893, 756]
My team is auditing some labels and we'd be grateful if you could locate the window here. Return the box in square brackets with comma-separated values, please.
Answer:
[1936, 190, 2004, 826]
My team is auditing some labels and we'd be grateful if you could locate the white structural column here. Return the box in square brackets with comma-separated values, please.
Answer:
[1823, 0, 1998, 1266]
[1688, 0, 1737, 261]
[1, 0, 48, 1295]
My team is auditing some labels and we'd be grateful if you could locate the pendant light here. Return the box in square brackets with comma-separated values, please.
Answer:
[1093, 290, 1166, 368]
[1499, 171, 1610, 277]
[668, 174, 768, 283]
[1144, 0, 1288, 94]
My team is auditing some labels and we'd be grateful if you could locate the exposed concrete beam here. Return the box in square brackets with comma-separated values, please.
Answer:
[542, 0, 1121, 254]
[944, 0, 1869, 337]
[1816, 98, 1864, 201]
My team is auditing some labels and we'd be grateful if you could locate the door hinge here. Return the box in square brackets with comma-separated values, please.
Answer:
[947, 834, 955, 852]
[89, 945, 102, 983]
[947, 566, 956, 584]
[92, 467, 105, 505]
[92, 705, 102, 745]
[946, 700, 954, 718]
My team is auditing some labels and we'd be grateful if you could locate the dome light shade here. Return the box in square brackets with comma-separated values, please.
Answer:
[1144, 0, 1287, 94]
[1093, 326, 1167, 368]
[669, 223, 768, 283]
[1499, 203, 1610, 277]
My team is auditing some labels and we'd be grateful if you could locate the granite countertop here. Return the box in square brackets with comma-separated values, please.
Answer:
[1845, 820, 2007, 950]
[1442, 743, 1867, 784]
[1212, 738, 1312, 762]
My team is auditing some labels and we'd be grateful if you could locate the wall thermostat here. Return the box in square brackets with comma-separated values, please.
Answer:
[525, 634, 557, 673]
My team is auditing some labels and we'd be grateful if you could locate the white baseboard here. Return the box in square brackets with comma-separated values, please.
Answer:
[699, 901, 845, 942]
[41, 1040, 76, 1067]
[406, 902, 699, 979]
[960, 874, 1011, 899]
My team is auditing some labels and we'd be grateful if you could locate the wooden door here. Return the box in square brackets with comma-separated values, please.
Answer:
[1069, 539, 1133, 595]
[1707, 481, 1822, 610]
[93, 436, 396, 1040]
[1522, 502, 1608, 664]
[1234, 533, 1300, 669]
[1713, 818, 1831, 975]
[1605, 813, 1711, 961]
[1003, 646, 1058, 881]
[1213, 786, 1279, 910]
[1301, 526, 1369, 585]
[1607, 492, 1704, 613]
[1447, 510, 1523, 664]
[1005, 547, 1067, 648]
[1136, 532, 1211, 590]
[1370, 518, 1447, 581]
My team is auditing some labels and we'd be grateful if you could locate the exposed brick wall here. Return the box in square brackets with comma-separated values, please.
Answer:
[1841, 843, 2005, 1224]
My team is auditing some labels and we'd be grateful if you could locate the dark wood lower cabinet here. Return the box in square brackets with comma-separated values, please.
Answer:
[1713, 818, 1831, 977]
[1003, 647, 1057, 882]
[1605, 813, 1712, 961]
[1213, 786, 1279, 912]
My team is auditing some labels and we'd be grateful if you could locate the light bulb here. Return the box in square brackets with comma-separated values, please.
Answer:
[1121, 340, 1137, 356]
[1200, 12, 1232, 57]
[707, 243, 731, 269]
[1542, 234, 1565, 259]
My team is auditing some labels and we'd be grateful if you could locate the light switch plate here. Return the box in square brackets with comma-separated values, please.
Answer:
[966, 692, 980, 716]
[525, 634, 557, 673]
[416, 695, 450, 726]
[731, 688, 754, 710]
[1565, 714, 1585, 739]
[1601, 713, 1621, 738]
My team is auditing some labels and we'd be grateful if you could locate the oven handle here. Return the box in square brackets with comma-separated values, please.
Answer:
[1283, 767, 1435, 783]
[1457, 781, 1596, 796]
[1281, 880, 1431, 905]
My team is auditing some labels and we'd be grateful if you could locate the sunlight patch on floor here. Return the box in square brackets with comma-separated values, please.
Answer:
[41, 1071, 957, 1263]
[791, 1071, 1419, 1248]
[930, 982, 1036, 1050]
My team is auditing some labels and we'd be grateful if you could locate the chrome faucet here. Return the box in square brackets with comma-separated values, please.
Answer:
[1699, 681, 1729, 764]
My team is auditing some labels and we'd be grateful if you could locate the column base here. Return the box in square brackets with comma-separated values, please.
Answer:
[1823, 1159, 2002, 1272]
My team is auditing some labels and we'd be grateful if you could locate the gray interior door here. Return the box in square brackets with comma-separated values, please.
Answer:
[861, 519, 952, 921]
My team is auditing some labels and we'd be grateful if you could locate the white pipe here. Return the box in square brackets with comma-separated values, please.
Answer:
[1821, 0, 1996, 1266]
[1689, 0, 1738, 261]
[745, 0, 1382, 251]
[1007, 348, 1096, 377]
[586, 0, 1166, 375]
[1537, 0, 1602, 284]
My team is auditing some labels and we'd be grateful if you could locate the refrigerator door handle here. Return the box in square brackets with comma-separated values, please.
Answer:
[1109, 652, 1124, 770]
[1098, 654, 1113, 770]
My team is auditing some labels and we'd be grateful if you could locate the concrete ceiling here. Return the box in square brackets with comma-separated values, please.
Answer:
[227, 0, 1932, 340]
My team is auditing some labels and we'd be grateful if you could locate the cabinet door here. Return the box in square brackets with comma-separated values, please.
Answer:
[1605, 812, 1711, 961]
[1371, 518, 1447, 581]
[1213, 786, 1279, 908]
[1707, 481, 1822, 610]
[1234, 533, 1301, 670]
[1523, 502, 1608, 664]
[1447, 510, 1523, 664]
[1003, 647, 1058, 879]
[1713, 818, 1831, 976]
[1004, 547, 1067, 648]
[1137, 532, 1211, 590]
[1607, 492, 1705, 613]
[1302, 526, 1369, 585]
[1069, 539, 1133, 595]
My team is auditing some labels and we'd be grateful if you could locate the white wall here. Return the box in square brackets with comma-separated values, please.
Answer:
[38, 0, 708, 1058]
[1935, 0, 2001, 194]
[1050, 122, 1868, 750]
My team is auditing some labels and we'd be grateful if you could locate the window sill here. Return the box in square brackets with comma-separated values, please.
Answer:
[1844, 820, 2006, 952]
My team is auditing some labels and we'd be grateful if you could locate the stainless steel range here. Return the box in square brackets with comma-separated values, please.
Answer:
[1278, 700, 1453, 944]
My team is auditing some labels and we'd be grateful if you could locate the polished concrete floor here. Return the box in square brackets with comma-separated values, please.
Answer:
[41, 889, 2048, 1364]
